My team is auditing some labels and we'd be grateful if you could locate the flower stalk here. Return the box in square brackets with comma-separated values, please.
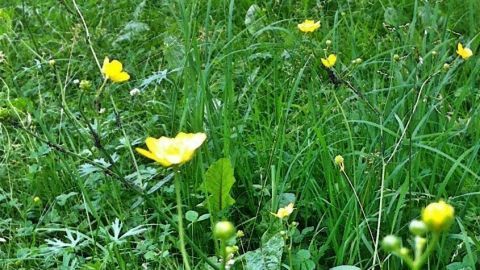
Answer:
[174, 170, 191, 270]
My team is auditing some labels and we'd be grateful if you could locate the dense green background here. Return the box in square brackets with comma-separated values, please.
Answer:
[1, 0, 479, 269]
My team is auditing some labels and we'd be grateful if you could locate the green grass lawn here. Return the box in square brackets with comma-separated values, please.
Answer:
[1, 0, 479, 269]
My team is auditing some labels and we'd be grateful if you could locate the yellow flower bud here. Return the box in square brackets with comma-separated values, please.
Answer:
[236, 230, 245, 238]
[326, 40, 332, 46]
[334, 155, 345, 171]
[443, 63, 450, 71]
[33, 196, 41, 203]
[393, 54, 400, 61]
[421, 200, 454, 232]
[48, 59, 56, 66]
[334, 155, 344, 165]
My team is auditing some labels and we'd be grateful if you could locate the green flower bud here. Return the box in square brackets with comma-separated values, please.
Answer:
[382, 235, 401, 252]
[213, 221, 235, 240]
[79, 80, 92, 91]
[399, 247, 409, 256]
[225, 245, 239, 256]
[409, 220, 428, 236]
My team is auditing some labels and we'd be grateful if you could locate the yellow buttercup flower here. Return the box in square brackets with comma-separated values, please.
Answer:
[297, 20, 320, 33]
[421, 200, 454, 232]
[271, 203, 295, 219]
[321, 54, 337, 68]
[136, 132, 206, 167]
[101, 57, 130, 83]
[456, 43, 473, 60]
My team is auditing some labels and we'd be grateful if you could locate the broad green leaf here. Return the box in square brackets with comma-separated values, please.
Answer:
[185, 210, 199, 222]
[330, 266, 361, 270]
[292, 249, 316, 270]
[202, 158, 236, 213]
[0, 9, 12, 37]
[244, 234, 285, 270]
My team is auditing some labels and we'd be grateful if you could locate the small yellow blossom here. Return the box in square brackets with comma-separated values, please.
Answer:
[335, 155, 345, 171]
[297, 20, 320, 33]
[48, 59, 56, 66]
[271, 203, 295, 219]
[33, 196, 41, 203]
[456, 43, 473, 60]
[136, 132, 206, 167]
[321, 54, 337, 68]
[101, 57, 130, 83]
[421, 200, 454, 232]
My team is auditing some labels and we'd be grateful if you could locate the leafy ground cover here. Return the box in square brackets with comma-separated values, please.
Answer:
[1, 0, 479, 269]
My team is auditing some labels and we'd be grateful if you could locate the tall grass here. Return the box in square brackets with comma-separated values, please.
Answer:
[0, 0, 479, 269]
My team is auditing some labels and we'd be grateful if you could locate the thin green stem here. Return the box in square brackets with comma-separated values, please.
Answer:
[413, 233, 440, 270]
[175, 171, 192, 270]
[219, 240, 227, 270]
[94, 78, 108, 100]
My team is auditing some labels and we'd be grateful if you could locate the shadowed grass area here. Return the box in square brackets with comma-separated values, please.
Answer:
[0, 0, 479, 269]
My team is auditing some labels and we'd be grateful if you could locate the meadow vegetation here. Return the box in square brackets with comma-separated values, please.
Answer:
[1, 0, 479, 269]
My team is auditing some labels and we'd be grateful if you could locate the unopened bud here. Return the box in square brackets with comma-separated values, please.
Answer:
[130, 88, 141, 96]
[399, 247, 409, 256]
[80, 80, 92, 91]
[409, 220, 428, 236]
[213, 221, 236, 240]
[225, 245, 239, 256]
[334, 155, 345, 171]
[236, 230, 244, 238]
[382, 235, 401, 252]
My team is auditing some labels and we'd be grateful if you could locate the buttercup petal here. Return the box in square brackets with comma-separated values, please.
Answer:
[109, 60, 123, 74]
[110, 71, 130, 82]
[176, 132, 207, 150]
[102, 57, 110, 73]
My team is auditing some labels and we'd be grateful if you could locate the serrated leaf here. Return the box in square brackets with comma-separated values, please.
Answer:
[244, 4, 265, 35]
[55, 192, 78, 206]
[202, 158, 235, 213]
[114, 21, 150, 43]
